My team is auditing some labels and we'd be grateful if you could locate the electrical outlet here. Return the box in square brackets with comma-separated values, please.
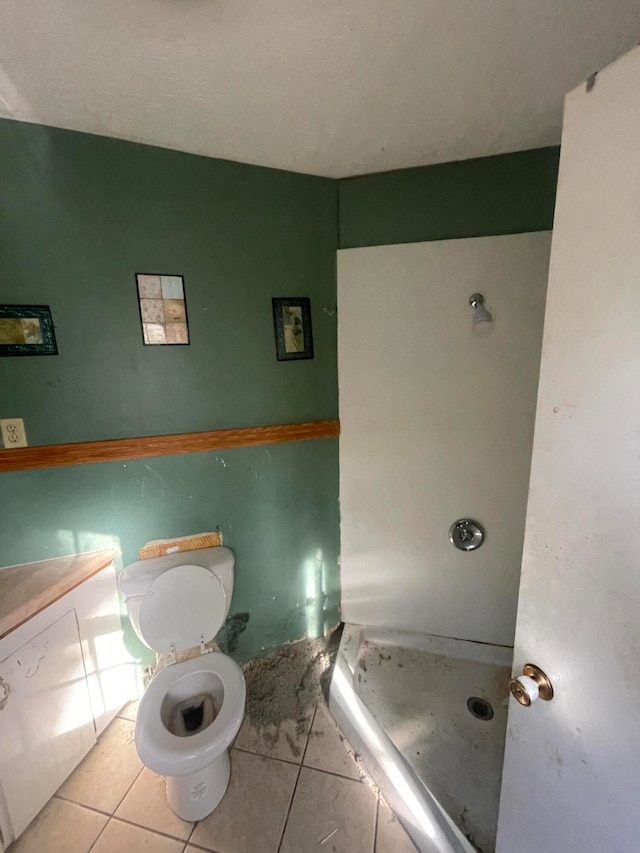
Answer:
[0, 418, 28, 448]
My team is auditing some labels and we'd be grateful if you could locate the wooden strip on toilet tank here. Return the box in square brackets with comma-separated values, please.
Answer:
[0, 419, 340, 473]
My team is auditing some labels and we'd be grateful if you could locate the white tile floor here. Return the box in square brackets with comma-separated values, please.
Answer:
[11, 701, 417, 853]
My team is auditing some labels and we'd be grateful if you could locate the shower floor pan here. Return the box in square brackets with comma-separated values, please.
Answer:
[329, 624, 512, 853]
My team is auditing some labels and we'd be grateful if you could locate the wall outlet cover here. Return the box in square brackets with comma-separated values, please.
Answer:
[0, 418, 27, 448]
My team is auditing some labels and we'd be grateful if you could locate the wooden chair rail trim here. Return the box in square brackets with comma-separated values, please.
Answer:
[0, 419, 340, 473]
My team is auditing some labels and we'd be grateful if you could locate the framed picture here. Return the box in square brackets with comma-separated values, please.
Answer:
[136, 273, 190, 345]
[272, 297, 314, 361]
[0, 305, 58, 356]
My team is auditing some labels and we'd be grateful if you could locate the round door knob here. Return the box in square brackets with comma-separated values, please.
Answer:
[510, 675, 539, 706]
[509, 663, 554, 706]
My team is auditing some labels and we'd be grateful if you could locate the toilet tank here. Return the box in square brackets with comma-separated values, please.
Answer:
[119, 547, 235, 649]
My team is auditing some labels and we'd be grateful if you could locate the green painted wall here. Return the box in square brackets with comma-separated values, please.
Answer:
[338, 146, 560, 248]
[0, 119, 339, 662]
[0, 118, 560, 663]
[0, 444, 338, 664]
[0, 120, 337, 443]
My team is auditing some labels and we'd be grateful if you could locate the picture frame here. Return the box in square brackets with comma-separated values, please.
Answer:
[135, 273, 190, 346]
[0, 305, 58, 356]
[272, 297, 314, 361]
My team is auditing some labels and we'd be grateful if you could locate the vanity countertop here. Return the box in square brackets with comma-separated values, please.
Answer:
[0, 549, 120, 640]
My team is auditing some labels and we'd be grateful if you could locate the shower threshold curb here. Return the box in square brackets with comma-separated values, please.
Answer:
[328, 623, 478, 853]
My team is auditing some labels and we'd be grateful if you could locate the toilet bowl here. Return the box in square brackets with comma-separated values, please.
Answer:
[119, 547, 246, 821]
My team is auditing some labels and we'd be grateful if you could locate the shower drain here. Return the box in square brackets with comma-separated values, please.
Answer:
[466, 696, 494, 721]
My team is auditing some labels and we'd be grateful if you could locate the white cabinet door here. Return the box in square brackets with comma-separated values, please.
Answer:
[68, 564, 139, 736]
[496, 45, 640, 853]
[0, 609, 96, 840]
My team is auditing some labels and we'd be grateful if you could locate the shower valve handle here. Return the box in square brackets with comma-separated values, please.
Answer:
[510, 664, 554, 706]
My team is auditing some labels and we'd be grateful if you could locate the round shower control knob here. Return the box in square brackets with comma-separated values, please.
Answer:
[510, 664, 554, 706]
[449, 519, 484, 551]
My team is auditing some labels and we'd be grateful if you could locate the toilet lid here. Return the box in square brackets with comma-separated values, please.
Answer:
[138, 565, 226, 655]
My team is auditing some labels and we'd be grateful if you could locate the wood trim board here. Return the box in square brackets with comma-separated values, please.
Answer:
[0, 419, 340, 473]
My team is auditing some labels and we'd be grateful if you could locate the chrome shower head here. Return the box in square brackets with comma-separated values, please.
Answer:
[469, 293, 493, 325]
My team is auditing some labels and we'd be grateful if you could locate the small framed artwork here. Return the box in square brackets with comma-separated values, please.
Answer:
[136, 274, 190, 345]
[272, 297, 314, 361]
[0, 305, 58, 356]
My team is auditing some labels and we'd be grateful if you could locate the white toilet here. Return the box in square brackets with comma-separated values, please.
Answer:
[119, 547, 246, 821]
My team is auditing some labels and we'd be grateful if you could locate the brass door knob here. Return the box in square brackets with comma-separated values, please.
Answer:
[509, 663, 554, 707]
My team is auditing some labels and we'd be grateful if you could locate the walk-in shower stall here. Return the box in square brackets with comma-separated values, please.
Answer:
[330, 232, 552, 852]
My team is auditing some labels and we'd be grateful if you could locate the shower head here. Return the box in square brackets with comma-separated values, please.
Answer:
[469, 293, 493, 326]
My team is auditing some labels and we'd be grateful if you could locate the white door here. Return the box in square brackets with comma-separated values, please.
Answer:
[0, 610, 96, 840]
[497, 45, 640, 853]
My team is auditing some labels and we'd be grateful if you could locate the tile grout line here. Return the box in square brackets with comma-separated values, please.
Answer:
[86, 812, 111, 853]
[298, 763, 368, 785]
[55, 717, 145, 853]
[231, 744, 301, 766]
[186, 842, 223, 853]
[185, 811, 202, 850]
[275, 703, 318, 853]
[233, 742, 366, 785]
[186, 819, 198, 848]
[110, 763, 146, 815]
[189, 708, 322, 853]
[86, 761, 145, 853]
[101, 812, 193, 845]
[86, 810, 193, 853]
[53, 794, 112, 818]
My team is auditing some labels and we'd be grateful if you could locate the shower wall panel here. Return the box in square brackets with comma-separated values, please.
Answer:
[337, 232, 551, 645]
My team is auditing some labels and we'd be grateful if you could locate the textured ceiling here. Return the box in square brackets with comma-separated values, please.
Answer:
[0, 0, 638, 177]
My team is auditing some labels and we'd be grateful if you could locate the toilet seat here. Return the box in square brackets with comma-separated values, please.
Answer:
[136, 652, 246, 777]
[137, 565, 226, 656]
